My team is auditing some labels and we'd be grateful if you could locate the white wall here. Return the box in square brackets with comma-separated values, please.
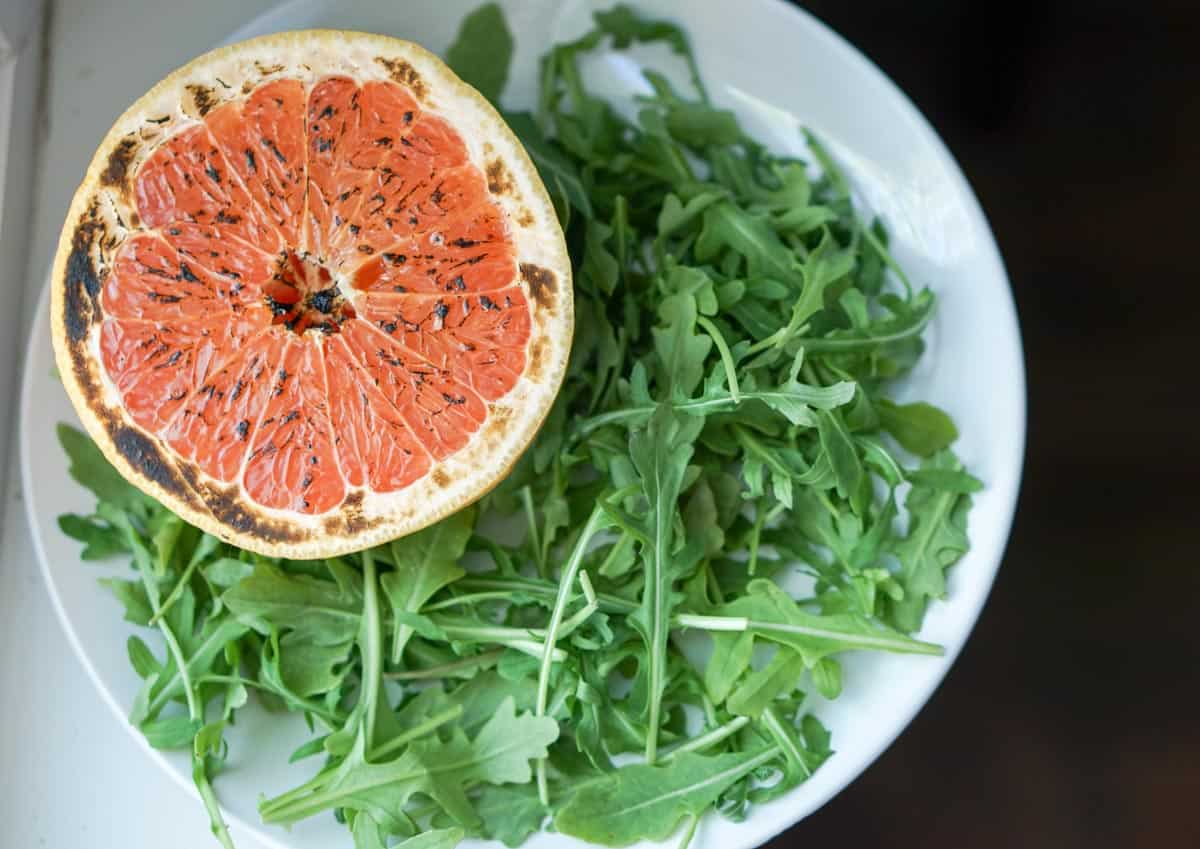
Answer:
[0, 0, 46, 534]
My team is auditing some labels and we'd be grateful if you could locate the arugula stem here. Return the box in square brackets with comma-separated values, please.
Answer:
[676, 814, 700, 849]
[660, 716, 750, 762]
[536, 505, 608, 804]
[370, 704, 464, 761]
[520, 486, 545, 578]
[761, 708, 809, 778]
[194, 674, 340, 725]
[696, 315, 741, 402]
[733, 426, 793, 481]
[675, 614, 943, 654]
[704, 562, 725, 606]
[384, 650, 504, 681]
[149, 554, 202, 626]
[573, 386, 844, 443]
[555, 571, 599, 639]
[456, 574, 936, 652]
[861, 220, 913, 298]
[791, 312, 933, 352]
[257, 767, 329, 816]
[436, 620, 548, 641]
[458, 575, 636, 614]
[258, 749, 340, 816]
[265, 552, 387, 820]
[361, 549, 381, 752]
[574, 401, 719, 441]
[747, 502, 769, 576]
[596, 531, 634, 576]
[800, 361, 822, 388]
[444, 629, 563, 660]
[192, 754, 237, 849]
[607, 702, 680, 748]
[676, 614, 751, 632]
[644, 499, 671, 763]
[155, 616, 200, 720]
[741, 327, 786, 358]
[421, 591, 514, 612]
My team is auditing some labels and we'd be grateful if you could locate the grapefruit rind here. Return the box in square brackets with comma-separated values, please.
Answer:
[50, 30, 572, 558]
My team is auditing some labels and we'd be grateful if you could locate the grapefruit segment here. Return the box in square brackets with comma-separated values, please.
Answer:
[376, 158, 480, 241]
[53, 31, 571, 556]
[161, 330, 286, 483]
[304, 77, 370, 264]
[243, 340, 346, 513]
[103, 232, 261, 321]
[349, 206, 515, 295]
[99, 309, 269, 434]
[349, 246, 515, 295]
[340, 318, 487, 460]
[135, 123, 283, 256]
[157, 221, 279, 288]
[206, 78, 308, 247]
[362, 286, 530, 402]
[316, 97, 473, 266]
[324, 335, 433, 492]
[397, 113, 471, 173]
[343, 80, 421, 170]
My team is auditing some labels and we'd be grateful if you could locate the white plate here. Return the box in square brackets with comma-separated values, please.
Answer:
[21, 1, 1025, 847]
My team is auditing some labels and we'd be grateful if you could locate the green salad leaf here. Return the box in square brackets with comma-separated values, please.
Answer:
[443, 2, 512, 104]
[55, 4, 978, 848]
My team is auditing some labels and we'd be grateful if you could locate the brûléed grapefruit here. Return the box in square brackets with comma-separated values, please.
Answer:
[50, 30, 572, 558]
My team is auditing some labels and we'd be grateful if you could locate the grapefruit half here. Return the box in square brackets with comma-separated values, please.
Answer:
[50, 31, 572, 558]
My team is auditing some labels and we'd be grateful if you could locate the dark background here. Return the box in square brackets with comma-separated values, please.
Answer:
[767, 2, 1198, 847]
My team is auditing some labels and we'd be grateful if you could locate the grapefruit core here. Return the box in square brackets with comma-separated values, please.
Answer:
[50, 31, 572, 558]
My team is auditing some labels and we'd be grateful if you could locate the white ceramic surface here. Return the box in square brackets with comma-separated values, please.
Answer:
[22, 1, 1025, 848]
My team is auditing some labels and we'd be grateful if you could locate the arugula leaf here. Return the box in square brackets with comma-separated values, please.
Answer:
[472, 784, 547, 847]
[277, 636, 351, 697]
[696, 203, 802, 287]
[555, 747, 781, 845]
[138, 615, 249, 723]
[58, 424, 150, 514]
[592, 4, 708, 100]
[260, 697, 558, 826]
[58, 512, 128, 559]
[629, 405, 703, 761]
[704, 628, 753, 704]
[444, 3, 513, 104]
[885, 451, 975, 631]
[100, 577, 153, 626]
[817, 408, 865, 510]
[726, 650, 806, 718]
[811, 656, 843, 699]
[504, 112, 593, 218]
[652, 290, 713, 399]
[223, 562, 360, 647]
[127, 635, 160, 678]
[391, 828, 465, 849]
[141, 714, 203, 750]
[877, 399, 960, 457]
[712, 579, 941, 665]
[382, 507, 473, 664]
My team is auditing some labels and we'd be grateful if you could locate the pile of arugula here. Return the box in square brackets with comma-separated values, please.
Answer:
[57, 5, 978, 848]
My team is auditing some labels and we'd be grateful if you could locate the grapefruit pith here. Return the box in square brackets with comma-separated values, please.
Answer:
[50, 31, 572, 558]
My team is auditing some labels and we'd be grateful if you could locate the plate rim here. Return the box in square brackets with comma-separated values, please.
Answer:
[22, 0, 1026, 847]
